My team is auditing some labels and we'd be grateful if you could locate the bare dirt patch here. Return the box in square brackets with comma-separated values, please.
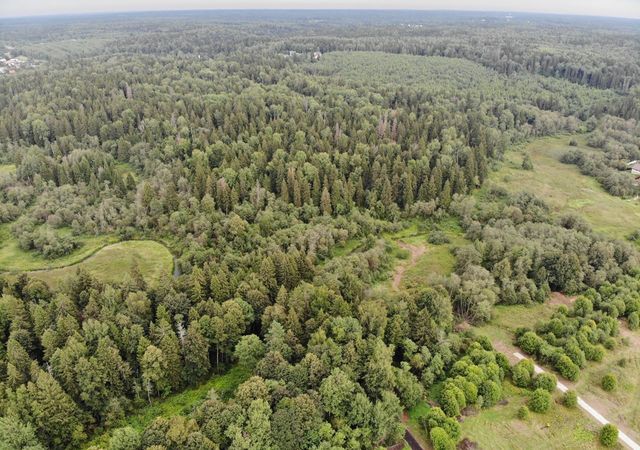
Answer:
[392, 241, 426, 290]
[548, 292, 577, 306]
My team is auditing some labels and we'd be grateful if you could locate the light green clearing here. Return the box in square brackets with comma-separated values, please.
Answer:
[84, 366, 250, 449]
[0, 223, 120, 272]
[27, 240, 173, 289]
[486, 134, 640, 241]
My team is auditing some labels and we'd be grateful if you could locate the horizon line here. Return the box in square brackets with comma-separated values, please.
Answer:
[1, 8, 639, 21]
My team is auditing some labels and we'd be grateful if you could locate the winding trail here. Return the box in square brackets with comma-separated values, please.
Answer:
[513, 352, 640, 450]
[392, 241, 426, 290]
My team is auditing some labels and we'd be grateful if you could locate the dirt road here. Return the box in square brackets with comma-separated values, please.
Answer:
[392, 241, 426, 290]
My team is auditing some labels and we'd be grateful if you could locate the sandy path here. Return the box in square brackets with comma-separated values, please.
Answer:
[392, 241, 426, 290]
[513, 352, 640, 450]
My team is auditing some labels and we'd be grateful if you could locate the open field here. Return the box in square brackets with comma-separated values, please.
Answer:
[485, 135, 640, 241]
[84, 366, 250, 449]
[475, 302, 640, 445]
[459, 382, 608, 449]
[0, 223, 120, 272]
[406, 381, 608, 450]
[27, 240, 173, 288]
[570, 323, 640, 443]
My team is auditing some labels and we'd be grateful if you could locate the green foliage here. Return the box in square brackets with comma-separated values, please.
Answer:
[600, 424, 619, 447]
[601, 374, 618, 392]
[533, 373, 557, 393]
[563, 390, 578, 408]
[528, 388, 552, 413]
[430, 426, 456, 450]
[511, 360, 534, 388]
[517, 405, 530, 420]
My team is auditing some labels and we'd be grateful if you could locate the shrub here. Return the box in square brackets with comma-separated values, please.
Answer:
[421, 407, 461, 440]
[517, 331, 543, 355]
[555, 355, 579, 381]
[563, 390, 578, 408]
[517, 405, 530, 420]
[528, 388, 551, 413]
[629, 312, 639, 331]
[440, 387, 461, 417]
[479, 380, 501, 407]
[512, 359, 534, 388]
[428, 231, 450, 245]
[599, 424, 618, 447]
[533, 373, 557, 393]
[430, 427, 456, 450]
[601, 374, 617, 392]
[522, 154, 533, 170]
[569, 139, 578, 146]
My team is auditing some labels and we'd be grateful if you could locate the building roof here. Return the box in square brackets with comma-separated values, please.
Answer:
[631, 163, 640, 172]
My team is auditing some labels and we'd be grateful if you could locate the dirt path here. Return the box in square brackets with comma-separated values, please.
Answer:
[392, 241, 426, 290]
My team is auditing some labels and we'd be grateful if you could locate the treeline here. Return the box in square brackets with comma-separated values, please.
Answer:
[444, 188, 639, 323]
[561, 115, 640, 198]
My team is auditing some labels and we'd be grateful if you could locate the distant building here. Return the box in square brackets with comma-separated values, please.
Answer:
[631, 163, 640, 175]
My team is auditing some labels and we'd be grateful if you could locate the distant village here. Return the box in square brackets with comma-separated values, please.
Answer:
[283, 50, 323, 61]
[0, 46, 34, 75]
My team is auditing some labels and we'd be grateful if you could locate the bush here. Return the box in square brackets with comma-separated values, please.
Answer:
[479, 380, 502, 407]
[440, 387, 461, 417]
[428, 231, 450, 245]
[569, 139, 578, 146]
[555, 355, 579, 381]
[533, 373, 557, 393]
[430, 426, 456, 450]
[517, 405, 530, 420]
[517, 331, 543, 355]
[563, 390, 578, 408]
[522, 154, 534, 170]
[629, 312, 639, 331]
[599, 424, 618, 447]
[528, 388, 551, 413]
[512, 359, 534, 388]
[601, 374, 617, 392]
[422, 407, 461, 441]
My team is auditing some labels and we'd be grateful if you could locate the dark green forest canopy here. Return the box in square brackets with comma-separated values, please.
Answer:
[0, 10, 639, 450]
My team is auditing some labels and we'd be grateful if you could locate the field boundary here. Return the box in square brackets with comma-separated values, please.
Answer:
[0, 238, 173, 275]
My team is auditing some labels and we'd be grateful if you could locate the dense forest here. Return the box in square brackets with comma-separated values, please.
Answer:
[0, 10, 639, 450]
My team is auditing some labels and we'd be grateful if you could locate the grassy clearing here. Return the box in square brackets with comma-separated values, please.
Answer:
[400, 218, 467, 290]
[84, 366, 250, 449]
[485, 135, 640, 241]
[383, 217, 468, 289]
[460, 382, 607, 449]
[27, 240, 173, 289]
[570, 326, 640, 441]
[0, 223, 120, 272]
[474, 303, 559, 346]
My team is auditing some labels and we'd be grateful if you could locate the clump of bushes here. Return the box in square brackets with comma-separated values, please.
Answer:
[430, 427, 456, 450]
[533, 373, 557, 393]
[528, 388, 551, 413]
[600, 424, 618, 447]
[428, 231, 450, 245]
[563, 390, 578, 408]
[601, 374, 617, 392]
[517, 405, 530, 420]
[512, 359, 534, 388]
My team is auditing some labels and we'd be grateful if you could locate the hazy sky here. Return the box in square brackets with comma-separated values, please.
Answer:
[1, 0, 640, 19]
